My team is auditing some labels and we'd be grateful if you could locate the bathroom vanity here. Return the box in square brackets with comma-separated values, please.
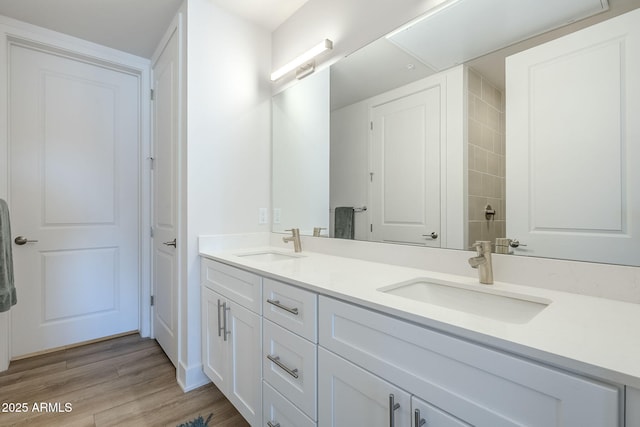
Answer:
[199, 236, 640, 427]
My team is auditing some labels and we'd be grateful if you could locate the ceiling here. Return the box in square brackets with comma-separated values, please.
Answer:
[0, 0, 308, 59]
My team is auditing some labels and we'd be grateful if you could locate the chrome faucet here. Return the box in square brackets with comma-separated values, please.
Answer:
[468, 241, 493, 284]
[283, 228, 302, 252]
[313, 227, 326, 237]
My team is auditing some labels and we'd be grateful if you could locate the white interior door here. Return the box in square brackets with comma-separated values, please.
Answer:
[370, 84, 442, 246]
[505, 8, 640, 265]
[151, 28, 179, 366]
[9, 43, 140, 358]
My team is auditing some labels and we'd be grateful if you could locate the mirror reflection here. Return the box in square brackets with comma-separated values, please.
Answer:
[273, 0, 640, 266]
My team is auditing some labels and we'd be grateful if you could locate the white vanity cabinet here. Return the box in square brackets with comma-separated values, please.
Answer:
[201, 259, 262, 426]
[318, 296, 620, 426]
[262, 278, 318, 427]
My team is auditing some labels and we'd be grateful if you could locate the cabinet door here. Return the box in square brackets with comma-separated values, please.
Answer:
[318, 347, 410, 427]
[506, 8, 640, 265]
[201, 287, 227, 390]
[227, 299, 262, 426]
[412, 396, 470, 427]
[627, 387, 640, 427]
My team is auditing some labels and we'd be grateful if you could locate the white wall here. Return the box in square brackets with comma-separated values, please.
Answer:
[181, 0, 271, 389]
[330, 100, 369, 239]
[272, 68, 330, 235]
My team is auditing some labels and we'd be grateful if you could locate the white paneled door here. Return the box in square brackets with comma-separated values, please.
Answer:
[151, 28, 179, 367]
[370, 80, 443, 246]
[506, 8, 640, 265]
[9, 44, 141, 357]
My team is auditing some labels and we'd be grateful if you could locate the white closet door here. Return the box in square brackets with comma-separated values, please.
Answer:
[506, 9, 640, 265]
[152, 26, 180, 367]
[370, 79, 443, 246]
[9, 43, 140, 357]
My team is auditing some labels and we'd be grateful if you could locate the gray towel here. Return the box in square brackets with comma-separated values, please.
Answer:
[334, 207, 355, 239]
[0, 199, 16, 312]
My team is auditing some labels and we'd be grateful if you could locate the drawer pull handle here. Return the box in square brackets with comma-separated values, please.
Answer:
[414, 409, 426, 427]
[266, 354, 299, 379]
[266, 299, 299, 315]
[389, 394, 400, 427]
[267, 422, 280, 427]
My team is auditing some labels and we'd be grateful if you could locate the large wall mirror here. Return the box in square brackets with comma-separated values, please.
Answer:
[272, 0, 640, 266]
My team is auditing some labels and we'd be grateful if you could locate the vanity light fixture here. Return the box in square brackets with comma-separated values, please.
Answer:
[270, 39, 333, 81]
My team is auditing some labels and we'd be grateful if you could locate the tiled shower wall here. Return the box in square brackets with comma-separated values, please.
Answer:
[467, 67, 505, 248]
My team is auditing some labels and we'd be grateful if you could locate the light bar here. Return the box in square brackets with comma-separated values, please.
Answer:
[270, 39, 333, 81]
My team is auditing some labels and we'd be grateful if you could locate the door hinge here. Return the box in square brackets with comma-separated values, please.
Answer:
[150, 227, 154, 238]
[370, 224, 373, 232]
[150, 295, 155, 306]
[370, 121, 373, 130]
[149, 156, 154, 170]
[369, 172, 374, 182]
[150, 89, 154, 101]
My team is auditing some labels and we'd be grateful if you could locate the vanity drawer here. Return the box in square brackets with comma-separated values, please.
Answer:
[319, 296, 619, 426]
[200, 258, 262, 314]
[264, 278, 317, 342]
[263, 381, 316, 427]
[263, 319, 317, 420]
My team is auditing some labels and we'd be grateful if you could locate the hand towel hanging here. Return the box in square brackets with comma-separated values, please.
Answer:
[334, 207, 355, 240]
[0, 199, 16, 312]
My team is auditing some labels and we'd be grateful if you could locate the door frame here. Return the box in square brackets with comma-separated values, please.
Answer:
[0, 15, 152, 371]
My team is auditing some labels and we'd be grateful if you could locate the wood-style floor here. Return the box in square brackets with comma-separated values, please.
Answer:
[0, 334, 249, 427]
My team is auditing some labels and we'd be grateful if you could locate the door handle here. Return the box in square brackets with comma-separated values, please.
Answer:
[163, 238, 176, 247]
[14, 236, 38, 245]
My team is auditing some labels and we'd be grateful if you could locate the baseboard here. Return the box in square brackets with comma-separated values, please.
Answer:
[177, 360, 210, 392]
[0, 312, 9, 372]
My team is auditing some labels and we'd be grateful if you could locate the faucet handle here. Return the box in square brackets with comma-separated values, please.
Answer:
[313, 227, 326, 237]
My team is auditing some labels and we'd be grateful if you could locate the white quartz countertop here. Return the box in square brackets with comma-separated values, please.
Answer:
[200, 246, 640, 388]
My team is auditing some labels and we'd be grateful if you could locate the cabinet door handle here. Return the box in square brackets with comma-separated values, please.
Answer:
[266, 299, 299, 315]
[389, 394, 400, 427]
[267, 422, 280, 427]
[222, 302, 230, 341]
[414, 409, 426, 426]
[266, 354, 299, 379]
[217, 299, 224, 337]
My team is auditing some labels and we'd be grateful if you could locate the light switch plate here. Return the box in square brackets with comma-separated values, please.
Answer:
[259, 208, 268, 224]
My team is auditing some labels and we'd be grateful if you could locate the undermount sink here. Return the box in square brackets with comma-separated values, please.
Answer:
[235, 250, 303, 262]
[378, 278, 551, 324]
